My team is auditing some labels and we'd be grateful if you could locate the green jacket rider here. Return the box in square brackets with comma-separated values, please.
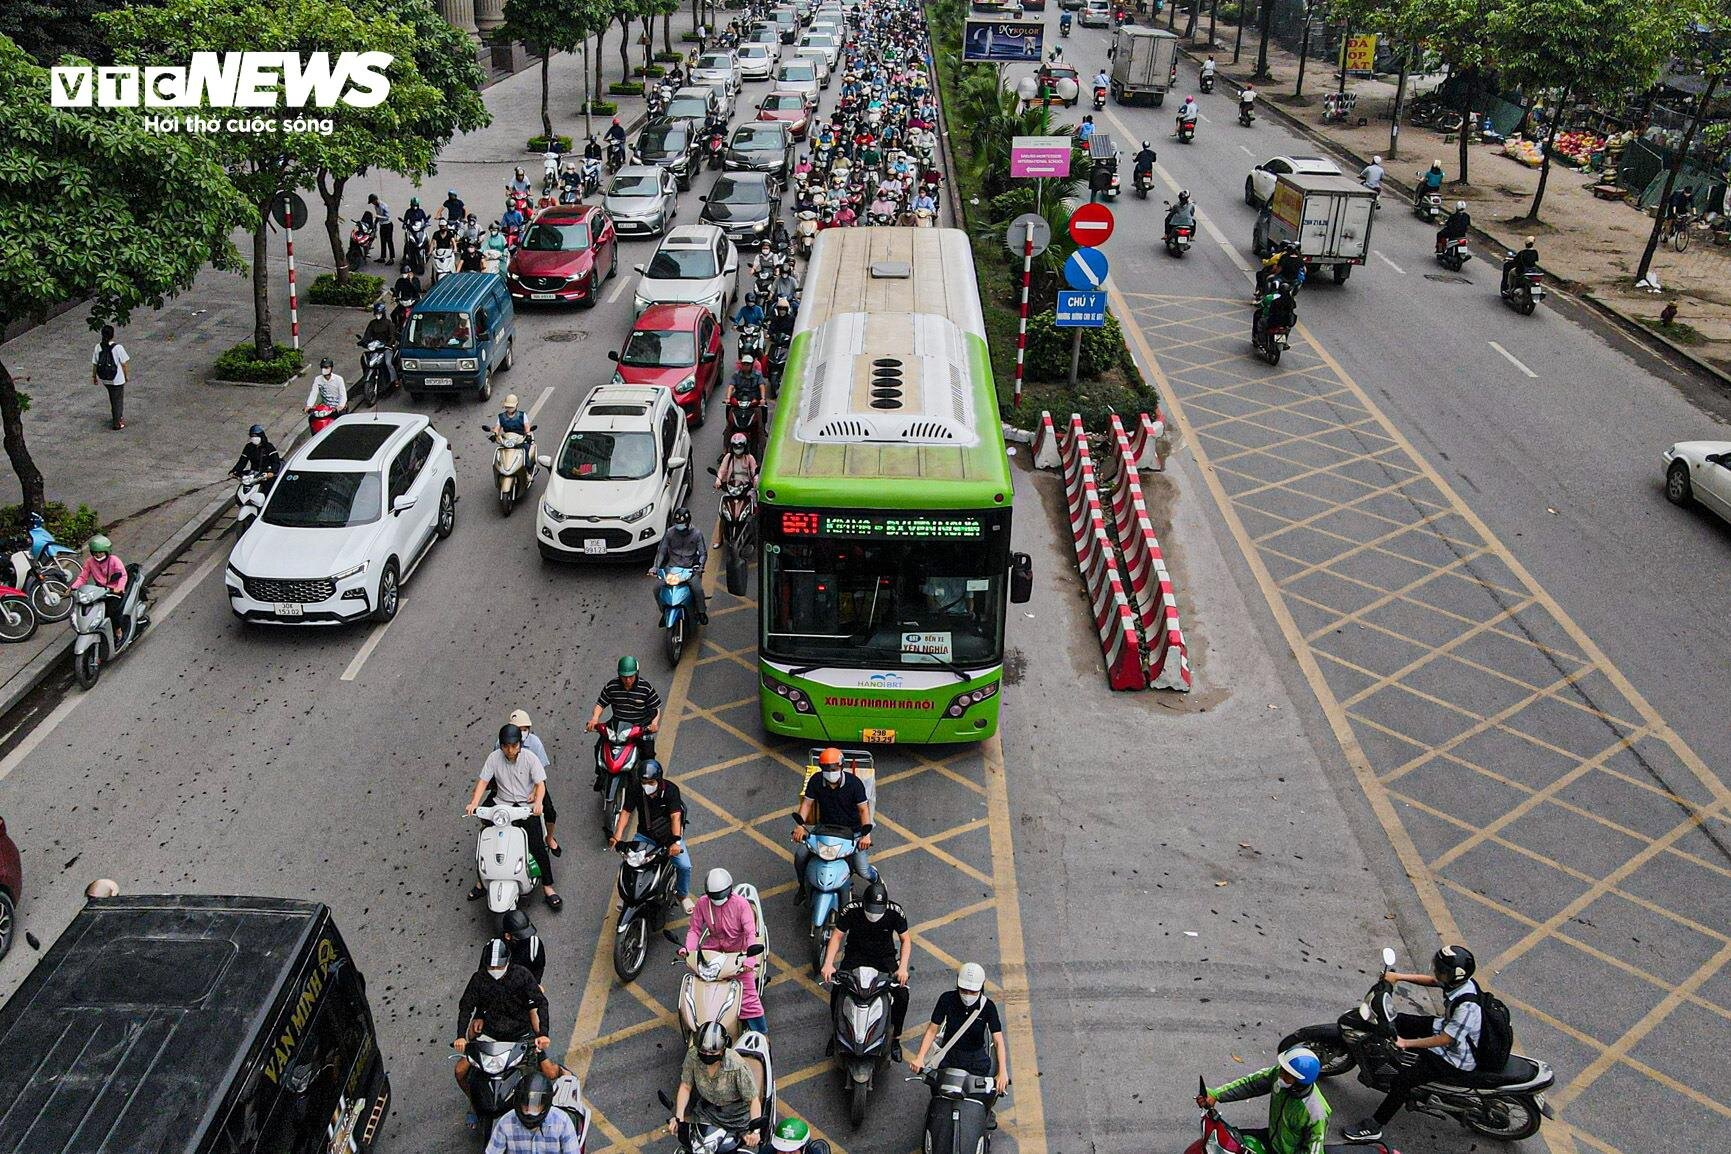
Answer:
[1198, 1046, 1330, 1154]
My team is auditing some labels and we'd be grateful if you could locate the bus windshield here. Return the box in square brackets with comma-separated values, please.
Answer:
[764, 536, 1005, 667]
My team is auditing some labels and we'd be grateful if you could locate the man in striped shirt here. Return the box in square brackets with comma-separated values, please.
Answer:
[587, 656, 664, 780]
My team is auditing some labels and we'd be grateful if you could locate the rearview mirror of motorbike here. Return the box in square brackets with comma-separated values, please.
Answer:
[1381, 946, 1397, 969]
[746, 943, 766, 957]
[663, 929, 683, 945]
[658, 1090, 676, 1110]
[537, 455, 553, 469]
[707, 465, 720, 476]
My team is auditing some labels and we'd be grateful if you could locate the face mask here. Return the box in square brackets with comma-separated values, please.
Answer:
[488, 966, 509, 981]
[822, 770, 842, 784]
[250, 436, 262, 446]
[643, 781, 660, 795]
[322, 369, 333, 378]
[864, 910, 885, 923]
[958, 991, 980, 1007]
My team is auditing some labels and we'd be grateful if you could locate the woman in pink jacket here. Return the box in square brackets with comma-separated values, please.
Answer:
[71, 534, 127, 630]
[683, 868, 766, 1034]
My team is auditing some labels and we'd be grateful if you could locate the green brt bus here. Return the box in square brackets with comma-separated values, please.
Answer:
[757, 228, 1031, 744]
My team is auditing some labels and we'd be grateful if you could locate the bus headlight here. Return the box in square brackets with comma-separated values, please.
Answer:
[945, 680, 999, 718]
[763, 673, 813, 713]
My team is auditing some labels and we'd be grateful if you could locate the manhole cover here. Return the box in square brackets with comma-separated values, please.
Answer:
[1423, 273, 1473, 284]
[543, 331, 588, 343]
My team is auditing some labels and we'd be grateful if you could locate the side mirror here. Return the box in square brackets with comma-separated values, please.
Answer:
[1009, 551, 1033, 604]
[634, 264, 646, 274]
[391, 495, 417, 515]
[699, 194, 709, 201]
[530, 424, 538, 432]
[707, 465, 720, 476]
[1381, 946, 1398, 968]
[608, 350, 620, 361]
[746, 943, 767, 957]
[668, 455, 687, 470]
[658, 1090, 676, 1110]
[537, 454, 553, 469]
[662, 929, 683, 945]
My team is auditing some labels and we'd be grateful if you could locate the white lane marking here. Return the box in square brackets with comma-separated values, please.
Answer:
[1488, 341, 1538, 378]
[606, 274, 632, 305]
[1374, 250, 1406, 274]
[1100, 102, 1253, 271]
[526, 385, 556, 422]
[341, 616, 396, 682]
[0, 538, 227, 782]
[1239, 145, 1254, 156]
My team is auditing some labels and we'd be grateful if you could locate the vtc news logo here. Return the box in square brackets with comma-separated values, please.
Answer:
[50, 52, 393, 109]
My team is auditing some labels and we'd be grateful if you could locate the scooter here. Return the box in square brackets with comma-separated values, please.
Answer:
[308, 402, 340, 436]
[69, 566, 148, 686]
[1183, 1077, 1399, 1154]
[1176, 115, 1197, 143]
[461, 1036, 537, 1139]
[233, 471, 269, 531]
[403, 217, 429, 275]
[708, 466, 757, 596]
[1164, 215, 1194, 257]
[795, 210, 820, 257]
[767, 334, 791, 398]
[346, 219, 376, 266]
[706, 129, 728, 170]
[0, 582, 38, 643]
[1500, 261, 1547, 316]
[25, 513, 81, 583]
[1251, 305, 1291, 366]
[916, 1067, 1002, 1154]
[2, 535, 71, 622]
[799, 823, 865, 970]
[594, 719, 649, 837]
[356, 336, 396, 408]
[667, 884, 768, 1045]
[1238, 101, 1256, 126]
[484, 425, 537, 516]
[1277, 947, 1555, 1142]
[655, 566, 699, 665]
[829, 966, 897, 1126]
[1092, 85, 1107, 111]
[613, 839, 678, 982]
[471, 802, 541, 918]
[1059, 11, 1071, 34]
[431, 243, 457, 284]
[737, 324, 768, 366]
[726, 395, 767, 460]
[1134, 169, 1154, 199]
[1199, 71, 1215, 94]
[607, 138, 628, 173]
[657, 1030, 776, 1154]
[1436, 235, 1471, 272]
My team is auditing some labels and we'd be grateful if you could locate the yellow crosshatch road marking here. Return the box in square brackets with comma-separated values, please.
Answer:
[1110, 288, 1731, 1152]
[560, 571, 1047, 1154]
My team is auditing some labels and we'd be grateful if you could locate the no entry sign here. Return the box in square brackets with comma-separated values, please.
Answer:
[1068, 201, 1115, 247]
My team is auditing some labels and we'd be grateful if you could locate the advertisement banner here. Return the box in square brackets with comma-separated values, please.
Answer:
[962, 18, 1045, 63]
[1010, 135, 1072, 178]
[1342, 34, 1377, 74]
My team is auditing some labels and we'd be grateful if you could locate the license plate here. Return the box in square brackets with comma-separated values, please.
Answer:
[275, 603, 304, 617]
[532, 292, 556, 300]
[425, 376, 452, 387]
[583, 539, 608, 555]
[861, 728, 896, 744]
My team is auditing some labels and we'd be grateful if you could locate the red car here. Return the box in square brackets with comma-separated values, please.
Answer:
[609, 303, 724, 426]
[757, 91, 812, 140]
[506, 204, 618, 307]
[0, 815, 21, 959]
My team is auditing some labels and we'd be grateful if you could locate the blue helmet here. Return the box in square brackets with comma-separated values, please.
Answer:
[1278, 1047, 1321, 1089]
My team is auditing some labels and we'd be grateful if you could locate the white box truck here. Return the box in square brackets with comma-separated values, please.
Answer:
[1252, 171, 1376, 284]
[1109, 26, 1178, 106]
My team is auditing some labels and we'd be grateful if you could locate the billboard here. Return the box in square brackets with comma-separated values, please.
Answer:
[962, 18, 1045, 63]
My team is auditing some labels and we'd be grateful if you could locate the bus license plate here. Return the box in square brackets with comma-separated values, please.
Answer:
[583, 539, 607, 555]
[425, 376, 452, 388]
[861, 728, 896, 744]
[275, 603, 304, 617]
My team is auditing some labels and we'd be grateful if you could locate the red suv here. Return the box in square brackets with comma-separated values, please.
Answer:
[506, 204, 619, 307]
[0, 815, 21, 959]
[609, 303, 724, 426]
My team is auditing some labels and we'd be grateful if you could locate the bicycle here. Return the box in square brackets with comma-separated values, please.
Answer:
[1661, 210, 1694, 252]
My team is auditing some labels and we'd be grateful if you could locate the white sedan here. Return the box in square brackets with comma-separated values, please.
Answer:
[226, 414, 455, 624]
[632, 224, 738, 322]
[692, 50, 742, 101]
[738, 42, 778, 80]
[1663, 440, 1731, 521]
[1245, 155, 1342, 207]
[773, 60, 820, 102]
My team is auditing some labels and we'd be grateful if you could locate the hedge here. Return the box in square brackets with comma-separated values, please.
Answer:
[583, 100, 618, 116]
[528, 134, 574, 152]
[306, 272, 384, 308]
[654, 50, 684, 62]
[609, 81, 645, 95]
[214, 341, 305, 385]
[1026, 310, 1132, 382]
[0, 501, 102, 549]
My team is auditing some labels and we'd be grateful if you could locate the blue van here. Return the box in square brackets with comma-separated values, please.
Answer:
[399, 271, 517, 401]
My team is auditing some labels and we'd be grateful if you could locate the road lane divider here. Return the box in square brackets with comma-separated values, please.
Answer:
[1489, 340, 1538, 378]
[1374, 250, 1406, 274]
[1055, 413, 1147, 690]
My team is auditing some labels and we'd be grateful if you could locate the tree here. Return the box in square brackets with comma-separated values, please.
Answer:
[613, 0, 638, 83]
[0, 34, 249, 514]
[1635, 19, 1731, 282]
[1253, 0, 1276, 78]
[502, 0, 600, 144]
[0, 0, 132, 67]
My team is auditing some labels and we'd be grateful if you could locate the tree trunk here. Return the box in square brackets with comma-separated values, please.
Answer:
[663, 10, 674, 56]
[1636, 72, 1720, 282]
[252, 202, 275, 358]
[1337, 21, 1350, 97]
[1253, 0, 1273, 79]
[616, 14, 631, 83]
[0, 356, 46, 518]
[1209, 0, 1217, 47]
[1183, 0, 1197, 38]
[1233, 0, 1246, 63]
[1526, 85, 1569, 221]
[317, 169, 350, 285]
[540, 50, 553, 141]
[1294, 4, 1311, 96]
[594, 21, 606, 101]
[1388, 45, 1409, 159]
[692, 0, 701, 36]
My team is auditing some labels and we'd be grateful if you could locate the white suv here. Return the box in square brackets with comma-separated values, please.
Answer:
[536, 385, 693, 561]
[632, 224, 738, 322]
[226, 414, 455, 624]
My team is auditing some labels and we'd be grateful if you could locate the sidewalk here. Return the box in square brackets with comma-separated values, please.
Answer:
[1173, 23, 1731, 374]
[0, 38, 658, 708]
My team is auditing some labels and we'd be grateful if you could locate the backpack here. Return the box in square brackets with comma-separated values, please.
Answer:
[1450, 987, 1514, 1070]
[95, 342, 119, 383]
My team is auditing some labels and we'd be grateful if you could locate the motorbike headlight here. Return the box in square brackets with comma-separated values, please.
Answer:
[330, 562, 369, 583]
[541, 501, 567, 523]
[625, 847, 650, 867]
[457, 358, 479, 371]
[817, 841, 845, 861]
[477, 1050, 512, 1075]
[621, 501, 656, 524]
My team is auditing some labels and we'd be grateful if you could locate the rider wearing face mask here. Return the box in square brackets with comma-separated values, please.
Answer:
[669, 1023, 763, 1143]
[230, 423, 281, 487]
[486, 1072, 581, 1154]
[911, 962, 1010, 1096]
[683, 869, 767, 1034]
[792, 747, 878, 897]
[454, 940, 562, 1091]
[819, 880, 912, 1059]
[610, 758, 694, 912]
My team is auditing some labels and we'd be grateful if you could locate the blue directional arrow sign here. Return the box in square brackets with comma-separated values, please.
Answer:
[1064, 246, 1109, 291]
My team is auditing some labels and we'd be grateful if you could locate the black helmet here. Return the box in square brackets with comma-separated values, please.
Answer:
[482, 938, 511, 971]
[861, 879, 889, 916]
[249, 423, 266, 438]
[672, 507, 692, 528]
[745, 291, 759, 305]
[319, 356, 334, 369]
[502, 908, 534, 938]
[515, 1071, 556, 1130]
[639, 757, 665, 783]
[695, 1021, 731, 1060]
[373, 302, 386, 316]
[499, 722, 524, 747]
[1432, 945, 1476, 987]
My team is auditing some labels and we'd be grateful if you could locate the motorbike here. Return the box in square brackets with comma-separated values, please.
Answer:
[69, 567, 148, 686]
[607, 137, 627, 173]
[1092, 84, 1107, 111]
[726, 395, 767, 460]
[706, 129, 728, 170]
[795, 210, 820, 257]
[23, 513, 81, 583]
[666, 884, 768, 1044]
[484, 425, 537, 516]
[1134, 168, 1154, 199]
[582, 156, 603, 197]
[1251, 303, 1291, 366]
[346, 219, 376, 266]
[767, 334, 791, 398]
[1500, 261, 1546, 316]
[1277, 947, 1555, 1142]
[799, 823, 865, 970]
[594, 719, 649, 837]
[1436, 235, 1471, 272]
[233, 471, 269, 531]
[308, 402, 340, 436]
[2, 535, 72, 623]
[1059, 11, 1071, 33]
[655, 565, 700, 665]
[613, 839, 678, 982]
[1176, 115, 1197, 144]
[431, 242, 457, 284]
[1199, 71, 1215, 93]
[656, 1030, 776, 1154]
[356, 336, 396, 408]
[471, 801, 541, 918]
[916, 1067, 1002, 1154]
[829, 966, 897, 1126]
[1164, 213, 1194, 257]
[1183, 1077, 1400, 1154]
[0, 581, 38, 643]
[737, 323, 768, 366]
[708, 466, 757, 596]
[1238, 101, 1256, 126]
[461, 1036, 537, 1138]
[403, 217, 429, 275]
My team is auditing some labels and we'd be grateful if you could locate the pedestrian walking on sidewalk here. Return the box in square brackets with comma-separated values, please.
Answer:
[369, 194, 396, 264]
[90, 324, 130, 430]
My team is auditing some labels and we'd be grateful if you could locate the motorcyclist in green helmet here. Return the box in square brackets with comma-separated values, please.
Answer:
[769, 1118, 829, 1154]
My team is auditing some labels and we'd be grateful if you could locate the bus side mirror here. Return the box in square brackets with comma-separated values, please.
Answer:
[1009, 552, 1033, 604]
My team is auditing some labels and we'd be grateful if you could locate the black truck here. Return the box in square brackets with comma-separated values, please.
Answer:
[0, 895, 390, 1154]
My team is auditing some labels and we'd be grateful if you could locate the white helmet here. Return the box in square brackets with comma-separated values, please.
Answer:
[503, 393, 520, 409]
[1372, 155, 1382, 164]
[705, 867, 734, 903]
[1456, 201, 1467, 211]
[509, 708, 532, 729]
[957, 961, 986, 992]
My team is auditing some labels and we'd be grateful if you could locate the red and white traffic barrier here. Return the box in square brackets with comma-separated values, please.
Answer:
[1058, 414, 1148, 690]
[1032, 410, 1062, 470]
[1125, 408, 1166, 472]
[1106, 416, 1192, 691]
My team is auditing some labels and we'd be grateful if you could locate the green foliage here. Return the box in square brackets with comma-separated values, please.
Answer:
[1026, 311, 1132, 382]
[638, 64, 667, 77]
[214, 341, 305, 384]
[306, 272, 384, 307]
[654, 49, 684, 62]
[0, 501, 101, 547]
[363, 0, 492, 142]
[1488, 0, 1678, 99]
[1013, 378, 1158, 437]
[583, 100, 620, 115]
[0, 0, 129, 67]
[610, 80, 646, 94]
[529, 134, 575, 151]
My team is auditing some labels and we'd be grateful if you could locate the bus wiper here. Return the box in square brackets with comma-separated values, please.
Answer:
[905, 657, 973, 683]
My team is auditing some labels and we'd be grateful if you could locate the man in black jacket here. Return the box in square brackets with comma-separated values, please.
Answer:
[453, 940, 562, 1089]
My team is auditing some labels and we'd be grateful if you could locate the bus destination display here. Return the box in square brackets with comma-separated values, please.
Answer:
[779, 511, 984, 539]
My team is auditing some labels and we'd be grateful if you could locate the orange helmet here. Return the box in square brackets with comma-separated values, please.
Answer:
[818, 747, 843, 767]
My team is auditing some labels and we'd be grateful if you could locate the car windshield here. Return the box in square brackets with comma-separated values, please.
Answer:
[404, 311, 473, 349]
[712, 177, 769, 205]
[698, 54, 732, 69]
[764, 94, 804, 112]
[647, 247, 719, 279]
[745, 38, 774, 50]
[556, 430, 657, 480]
[621, 329, 698, 367]
[806, 34, 835, 45]
[667, 98, 708, 120]
[263, 470, 381, 528]
[733, 125, 783, 147]
[521, 221, 589, 252]
[780, 64, 815, 80]
[610, 173, 662, 197]
[639, 125, 689, 153]
[764, 536, 1006, 665]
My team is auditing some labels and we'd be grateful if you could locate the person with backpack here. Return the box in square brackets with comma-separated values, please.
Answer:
[90, 324, 131, 430]
[1344, 944, 1510, 1144]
